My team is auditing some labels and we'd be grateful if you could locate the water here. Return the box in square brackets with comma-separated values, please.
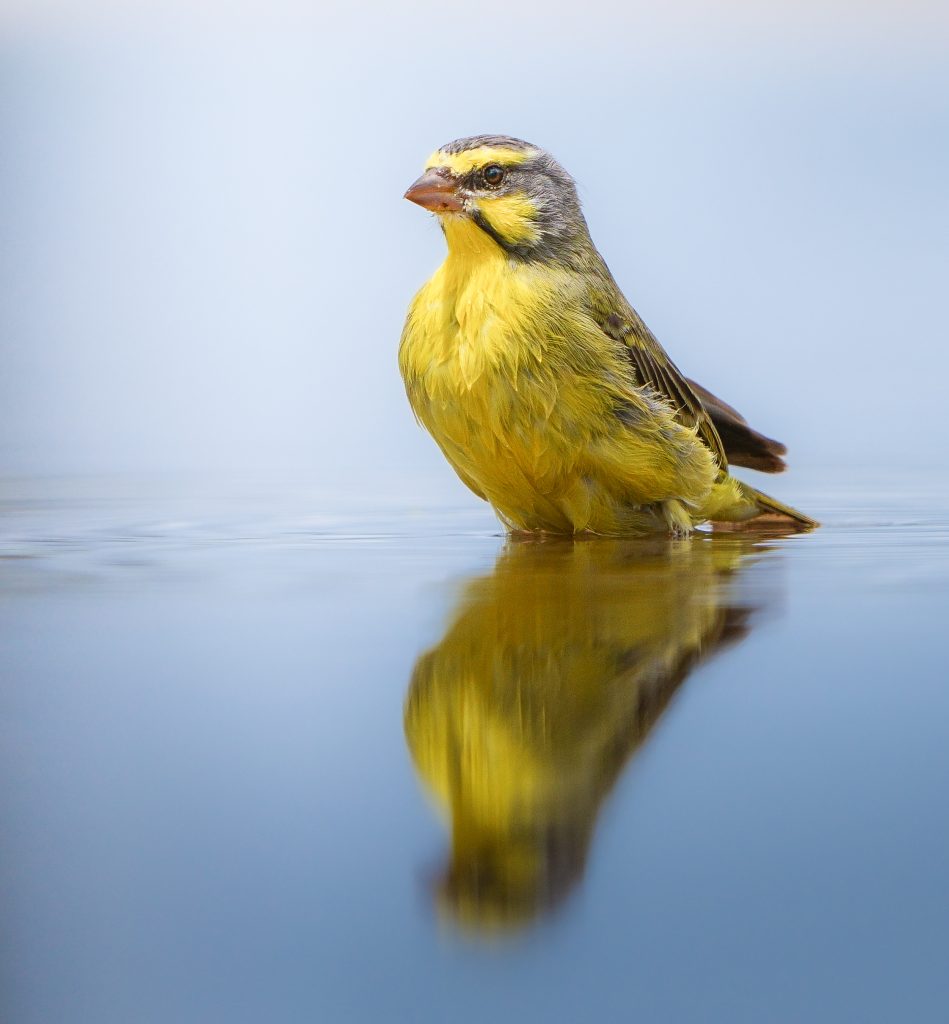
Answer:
[2, 474, 948, 1023]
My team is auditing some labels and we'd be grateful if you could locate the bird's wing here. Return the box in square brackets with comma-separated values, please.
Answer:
[684, 378, 787, 473]
[595, 303, 729, 470]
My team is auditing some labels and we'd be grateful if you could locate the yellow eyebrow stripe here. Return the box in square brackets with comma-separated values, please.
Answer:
[426, 146, 535, 176]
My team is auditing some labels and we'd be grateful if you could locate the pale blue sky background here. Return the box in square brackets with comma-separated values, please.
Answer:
[2, 1, 947, 501]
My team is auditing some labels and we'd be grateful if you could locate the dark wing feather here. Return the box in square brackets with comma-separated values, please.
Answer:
[598, 308, 729, 470]
[685, 378, 788, 473]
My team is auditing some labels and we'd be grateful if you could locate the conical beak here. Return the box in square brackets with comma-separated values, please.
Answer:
[404, 168, 464, 213]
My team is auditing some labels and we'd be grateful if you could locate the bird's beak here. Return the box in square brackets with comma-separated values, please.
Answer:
[404, 168, 464, 213]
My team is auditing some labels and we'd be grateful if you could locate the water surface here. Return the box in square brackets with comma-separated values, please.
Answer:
[2, 476, 948, 1023]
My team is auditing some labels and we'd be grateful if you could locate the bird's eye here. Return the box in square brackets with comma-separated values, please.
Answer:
[482, 164, 505, 187]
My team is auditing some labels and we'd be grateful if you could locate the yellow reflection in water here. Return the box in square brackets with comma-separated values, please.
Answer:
[405, 531, 785, 933]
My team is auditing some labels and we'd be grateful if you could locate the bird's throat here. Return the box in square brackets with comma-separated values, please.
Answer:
[440, 214, 509, 264]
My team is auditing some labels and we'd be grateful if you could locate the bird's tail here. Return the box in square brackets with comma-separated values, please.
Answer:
[737, 481, 819, 530]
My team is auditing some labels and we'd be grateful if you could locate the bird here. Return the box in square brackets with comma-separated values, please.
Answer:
[399, 135, 816, 536]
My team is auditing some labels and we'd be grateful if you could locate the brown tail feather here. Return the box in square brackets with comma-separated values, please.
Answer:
[686, 377, 788, 473]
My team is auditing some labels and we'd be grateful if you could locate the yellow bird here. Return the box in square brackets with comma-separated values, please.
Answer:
[399, 135, 816, 535]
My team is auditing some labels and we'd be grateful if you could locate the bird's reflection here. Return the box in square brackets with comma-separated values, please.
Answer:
[405, 531, 786, 933]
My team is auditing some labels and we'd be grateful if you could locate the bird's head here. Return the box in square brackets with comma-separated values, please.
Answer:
[404, 135, 588, 262]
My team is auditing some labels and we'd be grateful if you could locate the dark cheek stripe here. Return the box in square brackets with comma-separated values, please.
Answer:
[469, 208, 516, 252]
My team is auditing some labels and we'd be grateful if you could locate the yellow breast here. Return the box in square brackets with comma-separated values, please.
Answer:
[400, 224, 604, 529]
